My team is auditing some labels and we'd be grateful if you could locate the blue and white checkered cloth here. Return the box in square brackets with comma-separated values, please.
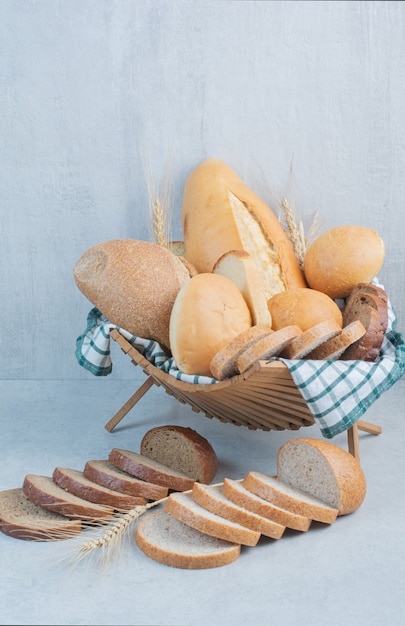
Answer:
[75, 284, 405, 439]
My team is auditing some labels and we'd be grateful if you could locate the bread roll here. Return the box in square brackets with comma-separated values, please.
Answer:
[267, 287, 343, 331]
[181, 159, 307, 298]
[73, 239, 191, 350]
[304, 225, 385, 299]
[169, 273, 252, 377]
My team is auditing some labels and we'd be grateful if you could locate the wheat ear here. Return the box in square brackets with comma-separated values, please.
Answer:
[144, 155, 174, 248]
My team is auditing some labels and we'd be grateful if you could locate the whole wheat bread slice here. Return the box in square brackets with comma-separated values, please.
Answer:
[0, 488, 82, 541]
[281, 318, 342, 360]
[236, 325, 302, 373]
[306, 320, 366, 360]
[83, 460, 169, 501]
[210, 325, 274, 380]
[136, 510, 241, 569]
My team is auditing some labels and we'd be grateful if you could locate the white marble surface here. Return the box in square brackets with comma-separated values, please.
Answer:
[0, 376, 404, 626]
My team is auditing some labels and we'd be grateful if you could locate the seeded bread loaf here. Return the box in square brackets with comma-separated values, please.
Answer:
[191, 482, 285, 539]
[0, 488, 82, 541]
[140, 426, 217, 484]
[276, 438, 367, 515]
[164, 491, 260, 546]
[52, 467, 147, 510]
[222, 478, 311, 531]
[209, 325, 274, 380]
[22, 475, 114, 522]
[83, 460, 169, 500]
[242, 472, 339, 524]
[108, 449, 196, 492]
[135, 510, 241, 569]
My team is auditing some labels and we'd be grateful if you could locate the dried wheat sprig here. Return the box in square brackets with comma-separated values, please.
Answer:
[144, 154, 174, 249]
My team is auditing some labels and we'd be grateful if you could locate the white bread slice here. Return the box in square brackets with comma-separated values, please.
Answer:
[136, 510, 241, 569]
[280, 318, 342, 360]
[83, 460, 169, 500]
[0, 488, 82, 541]
[209, 325, 274, 380]
[108, 449, 196, 492]
[191, 482, 285, 539]
[236, 325, 302, 373]
[140, 425, 217, 484]
[306, 320, 366, 360]
[52, 467, 147, 510]
[212, 249, 273, 327]
[243, 472, 338, 524]
[222, 478, 311, 532]
[277, 438, 367, 515]
[22, 475, 114, 522]
[164, 491, 260, 546]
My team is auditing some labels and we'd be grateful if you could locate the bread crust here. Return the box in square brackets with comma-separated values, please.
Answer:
[140, 425, 218, 484]
[108, 449, 196, 492]
[276, 438, 367, 515]
[181, 159, 306, 293]
[74, 239, 190, 350]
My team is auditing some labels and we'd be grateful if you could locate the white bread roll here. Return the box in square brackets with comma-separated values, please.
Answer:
[181, 159, 307, 298]
[304, 225, 385, 299]
[73, 239, 191, 350]
[212, 249, 272, 326]
[267, 287, 343, 331]
[169, 273, 252, 377]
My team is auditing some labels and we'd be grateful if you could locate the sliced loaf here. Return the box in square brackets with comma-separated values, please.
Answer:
[108, 449, 196, 491]
[306, 320, 366, 360]
[222, 478, 311, 531]
[52, 467, 147, 510]
[341, 306, 383, 361]
[280, 318, 342, 360]
[209, 325, 274, 380]
[0, 488, 82, 541]
[191, 482, 285, 539]
[243, 472, 339, 524]
[140, 425, 217, 484]
[22, 475, 114, 522]
[277, 438, 367, 515]
[164, 491, 260, 546]
[83, 460, 169, 500]
[236, 325, 302, 373]
[136, 510, 241, 569]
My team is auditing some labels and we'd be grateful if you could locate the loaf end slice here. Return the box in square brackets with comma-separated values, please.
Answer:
[136, 510, 240, 569]
[0, 488, 82, 541]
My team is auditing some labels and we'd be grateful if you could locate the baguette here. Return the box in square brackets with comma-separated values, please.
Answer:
[135, 510, 241, 569]
[140, 425, 217, 484]
[181, 158, 307, 298]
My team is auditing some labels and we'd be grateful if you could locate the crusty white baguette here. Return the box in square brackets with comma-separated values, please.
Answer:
[140, 425, 218, 484]
[169, 273, 252, 377]
[73, 239, 190, 350]
[276, 438, 367, 515]
[136, 510, 241, 569]
[181, 158, 307, 298]
[0, 488, 82, 541]
[209, 325, 274, 380]
[212, 249, 272, 326]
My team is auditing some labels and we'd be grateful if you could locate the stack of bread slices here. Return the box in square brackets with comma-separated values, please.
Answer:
[0, 426, 217, 542]
[136, 437, 367, 569]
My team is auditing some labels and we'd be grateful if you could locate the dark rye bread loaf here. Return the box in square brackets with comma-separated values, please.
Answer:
[83, 460, 169, 500]
[52, 467, 147, 510]
[341, 306, 383, 361]
[140, 426, 218, 484]
[0, 488, 82, 541]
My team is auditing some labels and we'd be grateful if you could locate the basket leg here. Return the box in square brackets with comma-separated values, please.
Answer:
[347, 419, 382, 462]
[105, 376, 155, 432]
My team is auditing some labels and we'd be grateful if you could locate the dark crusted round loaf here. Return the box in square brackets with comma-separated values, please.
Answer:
[140, 425, 218, 484]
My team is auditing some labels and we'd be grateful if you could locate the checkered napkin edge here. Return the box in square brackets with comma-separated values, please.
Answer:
[75, 287, 405, 439]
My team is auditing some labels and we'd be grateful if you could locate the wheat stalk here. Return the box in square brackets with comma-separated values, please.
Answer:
[144, 154, 174, 249]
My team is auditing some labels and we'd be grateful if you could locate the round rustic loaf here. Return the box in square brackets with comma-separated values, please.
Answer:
[169, 273, 252, 377]
[140, 425, 218, 484]
[73, 239, 191, 350]
[267, 287, 343, 331]
[276, 438, 367, 515]
[304, 225, 385, 299]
